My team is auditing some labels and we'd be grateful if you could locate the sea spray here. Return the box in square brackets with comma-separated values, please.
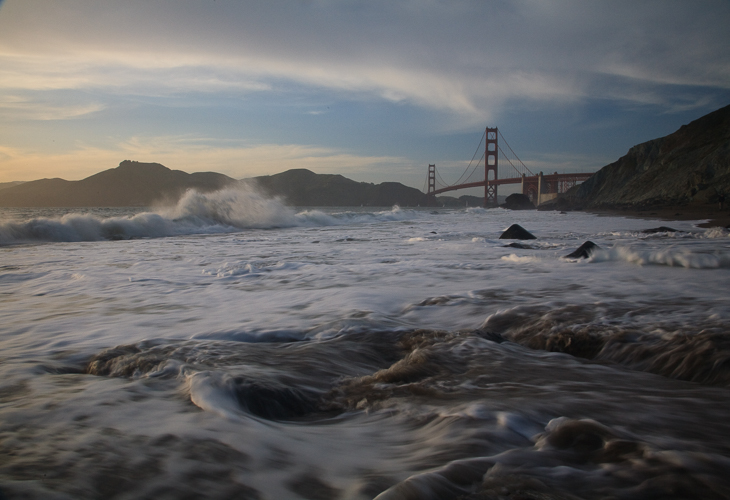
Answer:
[159, 184, 298, 229]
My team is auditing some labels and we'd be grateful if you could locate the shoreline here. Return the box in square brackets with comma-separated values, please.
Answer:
[579, 205, 730, 229]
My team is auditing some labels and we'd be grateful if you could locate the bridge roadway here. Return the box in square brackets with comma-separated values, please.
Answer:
[429, 172, 594, 206]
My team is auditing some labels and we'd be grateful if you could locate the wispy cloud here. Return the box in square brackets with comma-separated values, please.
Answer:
[2, 0, 727, 120]
[0, 94, 104, 120]
[0, 0, 728, 186]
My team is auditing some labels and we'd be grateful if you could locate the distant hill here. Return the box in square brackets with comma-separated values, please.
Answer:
[250, 169, 433, 207]
[0, 162, 434, 208]
[436, 194, 507, 207]
[0, 161, 236, 207]
[0, 181, 25, 191]
[562, 104, 730, 209]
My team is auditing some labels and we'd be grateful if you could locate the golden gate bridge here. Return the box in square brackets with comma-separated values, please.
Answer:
[425, 127, 594, 207]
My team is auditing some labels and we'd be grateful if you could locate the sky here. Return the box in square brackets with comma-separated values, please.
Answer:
[1, 0, 729, 192]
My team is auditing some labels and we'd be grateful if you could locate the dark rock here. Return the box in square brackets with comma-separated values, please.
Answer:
[499, 224, 536, 240]
[504, 242, 534, 249]
[501, 193, 536, 210]
[641, 226, 679, 234]
[564, 241, 600, 259]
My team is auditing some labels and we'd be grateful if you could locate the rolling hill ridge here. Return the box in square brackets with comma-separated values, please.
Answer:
[0, 161, 435, 208]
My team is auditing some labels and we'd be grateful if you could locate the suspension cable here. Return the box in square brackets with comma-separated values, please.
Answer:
[498, 130, 534, 176]
[498, 145, 523, 178]
[435, 168, 450, 188]
[462, 151, 485, 183]
[451, 129, 486, 186]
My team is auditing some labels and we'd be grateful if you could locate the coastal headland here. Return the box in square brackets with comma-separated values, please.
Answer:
[542, 104, 730, 228]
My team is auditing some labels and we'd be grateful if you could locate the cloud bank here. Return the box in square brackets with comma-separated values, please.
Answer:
[1, 0, 729, 183]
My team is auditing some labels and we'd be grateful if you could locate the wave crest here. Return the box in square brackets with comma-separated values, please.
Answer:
[591, 247, 730, 269]
[160, 186, 296, 229]
[0, 185, 297, 244]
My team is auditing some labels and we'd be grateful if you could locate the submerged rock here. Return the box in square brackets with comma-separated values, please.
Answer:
[499, 224, 536, 240]
[501, 193, 536, 210]
[564, 241, 600, 259]
[504, 242, 535, 249]
[641, 226, 679, 234]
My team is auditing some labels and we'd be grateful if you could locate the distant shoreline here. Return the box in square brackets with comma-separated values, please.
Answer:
[583, 205, 730, 229]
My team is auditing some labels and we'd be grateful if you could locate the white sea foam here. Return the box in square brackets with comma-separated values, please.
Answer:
[2, 206, 730, 500]
[591, 246, 730, 268]
[0, 186, 298, 244]
[0, 189, 420, 245]
[159, 186, 298, 229]
[187, 371, 245, 422]
[500, 253, 541, 263]
[702, 226, 730, 239]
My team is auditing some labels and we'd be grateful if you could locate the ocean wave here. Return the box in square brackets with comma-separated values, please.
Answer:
[0, 186, 297, 244]
[0, 188, 415, 245]
[202, 260, 306, 279]
[590, 247, 730, 268]
[295, 205, 418, 226]
[481, 304, 730, 386]
[375, 416, 730, 500]
[501, 253, 542, 263]
[702, 226, 730, 239]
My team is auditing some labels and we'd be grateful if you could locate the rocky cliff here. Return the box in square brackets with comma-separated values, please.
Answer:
[566, 104, 730, 209]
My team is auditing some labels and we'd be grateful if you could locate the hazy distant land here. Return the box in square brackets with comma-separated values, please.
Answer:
[0, 161, 443, 208]
[1, 104, 728, 214]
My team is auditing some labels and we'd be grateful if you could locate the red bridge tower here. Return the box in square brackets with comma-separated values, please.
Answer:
[485, 127, 498, 207]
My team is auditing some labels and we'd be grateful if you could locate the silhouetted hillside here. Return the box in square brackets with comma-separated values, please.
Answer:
[563, 104, 730, 209]
[436, 194, 508, 207]
[250, 169, 433, 207]
[0, 161, 236, 207]
[0, 181, 25, 191]
[0, 163, 433, 208]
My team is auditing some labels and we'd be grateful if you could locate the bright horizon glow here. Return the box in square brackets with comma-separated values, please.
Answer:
[1, 0, 729, 190]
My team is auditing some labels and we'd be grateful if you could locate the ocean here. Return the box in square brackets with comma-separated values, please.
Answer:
[1, 186, 729, 499]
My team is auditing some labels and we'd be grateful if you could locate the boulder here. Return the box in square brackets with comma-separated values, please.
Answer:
[499, 224, 536, 240]
[501, 193, 536, 210]
[564, 241, 600, 259]
[504, 242, 535, 249]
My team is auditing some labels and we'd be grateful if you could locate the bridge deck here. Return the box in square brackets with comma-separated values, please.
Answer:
[430, 172, 593, 196]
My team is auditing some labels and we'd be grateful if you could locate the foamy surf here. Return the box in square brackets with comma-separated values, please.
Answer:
[590, 246, 730, 268]
[0, 186, 297, 244]
[0, 188, 418, 245]
[2, 206, 730, 499]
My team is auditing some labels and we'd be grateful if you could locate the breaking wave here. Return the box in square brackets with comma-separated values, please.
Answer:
[590, 246, 730, 269]
[0, 187, 296, 244]
[0, 188, 415, 245]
